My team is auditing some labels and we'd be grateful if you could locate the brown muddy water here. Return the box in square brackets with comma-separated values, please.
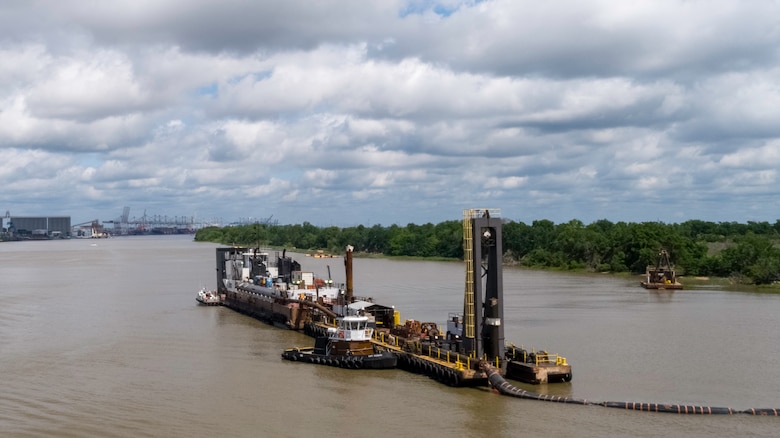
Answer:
[1, 236, 777, 437]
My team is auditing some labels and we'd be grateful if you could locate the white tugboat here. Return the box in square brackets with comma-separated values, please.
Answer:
[281, 314, 397, 369]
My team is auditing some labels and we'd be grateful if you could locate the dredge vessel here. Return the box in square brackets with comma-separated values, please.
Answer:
[216, 247, 343, 329]
[213, 208, 572, 386]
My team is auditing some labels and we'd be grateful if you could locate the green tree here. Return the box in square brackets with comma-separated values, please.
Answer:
[717, 233, 780, 284]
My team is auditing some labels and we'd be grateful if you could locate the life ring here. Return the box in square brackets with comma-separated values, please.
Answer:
[338, 332, 344, 339]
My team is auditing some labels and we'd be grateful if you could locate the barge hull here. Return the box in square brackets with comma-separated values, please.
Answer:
[281, 348, 397, 369]
[641, 281, 683, 290]
[223, 290, 310, 330]
[505, 360, 572, 384]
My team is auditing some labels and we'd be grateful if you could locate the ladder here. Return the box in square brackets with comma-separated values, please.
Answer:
[463, 209, 475, 340]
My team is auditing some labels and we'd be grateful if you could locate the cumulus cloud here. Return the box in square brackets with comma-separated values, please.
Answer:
[1, 0, 779, 226]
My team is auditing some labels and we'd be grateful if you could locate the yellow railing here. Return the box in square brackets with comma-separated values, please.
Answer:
[370, 331, 570, 370]
[505, 344, 568, 366]
[531, 352, 567, 366]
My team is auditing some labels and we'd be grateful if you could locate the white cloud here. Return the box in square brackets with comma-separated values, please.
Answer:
[484, 176, 527, 189]
[720, 142, 780, 168]
[1, 0, 779, 226]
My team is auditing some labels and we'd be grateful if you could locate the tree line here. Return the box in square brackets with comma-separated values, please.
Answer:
[194, 218, 780, 285]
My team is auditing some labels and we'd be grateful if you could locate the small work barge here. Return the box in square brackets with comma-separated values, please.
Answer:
[641, 249, 683, 290]
[504, 345, 572, 384]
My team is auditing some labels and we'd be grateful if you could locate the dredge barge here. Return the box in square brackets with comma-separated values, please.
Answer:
[213, 209, 571, 386]
[216, 247, 340, 329]
[641, 249, 683, 290]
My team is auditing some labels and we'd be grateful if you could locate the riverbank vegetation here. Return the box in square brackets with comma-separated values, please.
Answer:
[194, 219, 780, 286]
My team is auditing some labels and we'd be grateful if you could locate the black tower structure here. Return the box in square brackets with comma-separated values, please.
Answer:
[461, 209, 505, 361]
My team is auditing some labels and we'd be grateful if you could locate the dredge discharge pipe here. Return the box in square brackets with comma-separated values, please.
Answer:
[479, 361, 779, 416]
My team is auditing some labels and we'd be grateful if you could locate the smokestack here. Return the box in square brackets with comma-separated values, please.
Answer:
[344, 245, 354, 303]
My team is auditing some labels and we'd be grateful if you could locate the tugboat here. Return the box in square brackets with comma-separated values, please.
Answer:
[281, 314, 397, 369]
[641, 249, 683, 290]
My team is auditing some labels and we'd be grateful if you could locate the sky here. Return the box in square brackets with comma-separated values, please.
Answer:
[1, 0, 779, 227]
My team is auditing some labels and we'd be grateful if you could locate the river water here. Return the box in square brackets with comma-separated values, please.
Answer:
[0, 236, 777, 437]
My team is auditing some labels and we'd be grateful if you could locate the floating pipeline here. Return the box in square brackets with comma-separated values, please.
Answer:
[480, 362, 779, 416]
